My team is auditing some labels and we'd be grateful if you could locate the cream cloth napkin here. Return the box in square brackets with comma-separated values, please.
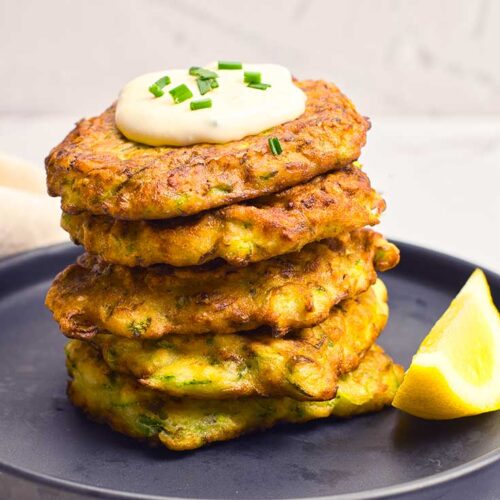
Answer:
[0, 152, 67, 259]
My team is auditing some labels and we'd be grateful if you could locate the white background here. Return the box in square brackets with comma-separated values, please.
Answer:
[0, 0, 499, 272]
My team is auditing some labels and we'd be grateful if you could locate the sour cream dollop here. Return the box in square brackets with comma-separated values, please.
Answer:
[115, 63, 306, 147]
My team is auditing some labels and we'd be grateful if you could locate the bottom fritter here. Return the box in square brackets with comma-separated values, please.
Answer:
[66, 341, 403, 451]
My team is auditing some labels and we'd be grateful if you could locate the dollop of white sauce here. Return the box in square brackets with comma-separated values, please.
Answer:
[115, 63, 306, 146]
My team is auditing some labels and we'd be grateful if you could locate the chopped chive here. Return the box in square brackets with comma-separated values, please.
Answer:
[190, 66, 219, 96]
[218, 60, 242, 70]
[197, 78, 212, 96]
[155, 75, 171, 88]
[189, 67, 218, 79]
[248, 82, 271, 90]
[190, 98, 212, 111]
[149, 84, 164, 97]
[268, 137, 283, 155]
[148, 75, 171, 97]
[244, 71, 261, 84]
[198, 69, 218, 80]
[169, 84, 193, 104]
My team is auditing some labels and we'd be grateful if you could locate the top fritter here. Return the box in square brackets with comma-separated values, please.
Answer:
[46, 79, 369, 220]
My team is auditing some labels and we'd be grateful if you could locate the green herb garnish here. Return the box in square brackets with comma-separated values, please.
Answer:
[259, 171, 278, 180]
[196, 78, 212, 96]
[136, 415, 164, 435]
[182, 379, 212, 386]
[244, 71, 261, 84]
[189, 67, 219, 96]
[218, 60, 242, 70]
[268, 137, 283, 155]
[190, 66, 219, 79]
[248, 82, 271, 90]
[169, 84, 193, 104]
[149, 85, 164, 97]
[190, 98, 212, 111]
[127, 318, 152, 337]
[148, 75, 171, 97]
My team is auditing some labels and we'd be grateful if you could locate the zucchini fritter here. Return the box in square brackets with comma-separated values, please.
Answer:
[46, 230, 399, 339]
[66, 341, 403, 451]
[61, 164, 384, 267]
[93, 281, 388, 400]
[46, 81, 370, 220]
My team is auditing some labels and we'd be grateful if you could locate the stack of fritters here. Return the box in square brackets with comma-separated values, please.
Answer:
[45, 80, 402, 451]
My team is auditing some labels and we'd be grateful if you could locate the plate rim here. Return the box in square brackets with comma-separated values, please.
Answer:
[1, 446, 498, 500]
[0, 241, 499, 500]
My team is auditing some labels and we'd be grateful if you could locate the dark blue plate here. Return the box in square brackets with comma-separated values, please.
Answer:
[0, 243, 498, 500]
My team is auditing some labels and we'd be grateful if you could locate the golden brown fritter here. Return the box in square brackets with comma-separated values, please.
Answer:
[61, 164, 384, 267]
[66, 341, 403, 451]
[46, 81, 370, 220]
[46, 229, 399, 339]
[92, 281, 388, 400]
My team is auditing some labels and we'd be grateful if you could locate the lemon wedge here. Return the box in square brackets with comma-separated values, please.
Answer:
[393, 268, 500, 419]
